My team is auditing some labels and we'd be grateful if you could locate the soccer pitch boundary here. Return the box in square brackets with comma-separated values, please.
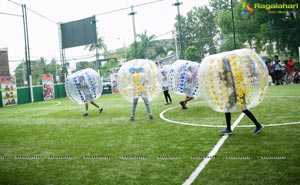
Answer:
[159, 96, 300, 185]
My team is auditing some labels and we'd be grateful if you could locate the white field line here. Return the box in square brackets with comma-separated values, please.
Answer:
[266, 96, 300, 98]
[160, 105, 300, 127]
[159, 105, 225, 127]
[182, 113, 245, 185]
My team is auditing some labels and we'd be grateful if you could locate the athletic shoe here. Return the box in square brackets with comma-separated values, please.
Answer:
[179, 101, 187, 109]
[149, 115, 153, 119]
[253, 124, 264, 134]
[99, 107, 103, 113]
[220, 129, 232, 135]
[83, 112, 88, 116]
[129, 117, 134, 121]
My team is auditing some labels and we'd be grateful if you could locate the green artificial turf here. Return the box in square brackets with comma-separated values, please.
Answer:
[0, 84, 299, 185]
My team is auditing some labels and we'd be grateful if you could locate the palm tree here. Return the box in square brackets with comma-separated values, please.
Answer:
[85, 36, 107, 52]
[137, 30, 156, 59]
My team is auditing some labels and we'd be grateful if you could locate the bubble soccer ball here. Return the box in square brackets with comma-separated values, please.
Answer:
[160, 64, 171, 89]
[65, 68, 103, 104]
[168, 60, 201, 98]
[117, 59, 161, 102]
[198, 48, 269, 113]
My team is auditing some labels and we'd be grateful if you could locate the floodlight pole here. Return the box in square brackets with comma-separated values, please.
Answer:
[22, 4, 34, 102]
[129, 6, 138, 59]
[96, 43, 101, 69]
[230, 0, 237, 49]
[58, 23, 67, 80]
[173, 0, 185, 59]
[173, 30, 179, 60]
[267, 15, 273, 56]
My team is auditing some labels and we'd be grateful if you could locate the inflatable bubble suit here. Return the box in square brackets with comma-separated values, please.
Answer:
[117, 59, 161, 102]
[198, 48, 269, 113]
[160, 64, 171, 89]
[168, 60, 201, 98]
[65, 68, 103, 104]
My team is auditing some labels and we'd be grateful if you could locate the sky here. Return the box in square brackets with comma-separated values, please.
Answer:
[0, 0, 209, 72]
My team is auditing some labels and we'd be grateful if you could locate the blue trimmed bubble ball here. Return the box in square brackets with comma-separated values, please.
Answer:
[167, 60, 201, 98]
[65, 68, 103, 104]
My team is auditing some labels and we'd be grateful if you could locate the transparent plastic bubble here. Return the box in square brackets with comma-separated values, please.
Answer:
[160, 64, 170, 88]
[168, 60, 201, 98]
[198, 48, 269, 113]
[65, 68, 103, 104]
[117, 59, 161, 102]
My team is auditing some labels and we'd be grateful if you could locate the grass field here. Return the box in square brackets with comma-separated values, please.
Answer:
[0, 84, 299, 185]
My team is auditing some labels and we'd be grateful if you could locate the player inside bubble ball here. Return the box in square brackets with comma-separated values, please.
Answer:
[77, 76, 103, 116]
[179, 65, 199, 109]
[219, 58, 263, 135]
[161, 66, 172, 105]
[129, 67, 153, 121]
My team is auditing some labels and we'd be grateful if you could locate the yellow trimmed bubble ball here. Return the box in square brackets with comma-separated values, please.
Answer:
[198, 48, 269, 112]
[117, 59, 161, 102]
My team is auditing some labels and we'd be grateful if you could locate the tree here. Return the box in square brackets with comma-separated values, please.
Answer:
[137, 30, 156, 59]
[216, 0, 300, 59]
[84, 36, 107, 52]
[46, 59, 62, 83]
[99, 60, 119, 78]
[185, 45, 201, 62]
[14, 61, 26, 87]
[209, 0, 237, 13]
[174, 15, 187, 59]
[154, 45, 167, 57]
[14, 57, 61, 87]
[126, 30, 157, 60]
[179, 6, 218, 60]
[31, 57, 47, 85]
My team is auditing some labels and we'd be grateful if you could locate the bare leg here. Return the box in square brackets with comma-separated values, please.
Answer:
[180, 96, 193, 109]
[184, 96, 193, 105]
[85, 103, 89, 112]
[90, 101, 99, 108]
[83, 103, 89, 116]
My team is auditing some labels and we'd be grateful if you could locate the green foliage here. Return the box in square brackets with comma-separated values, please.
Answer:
[137, 30, 156, 59]
[179, 6, 218, 60]
[125, 30, 172, 61]
[209, 0, 238, 13]
[181, 0, 300, 59]
[84, 36, 107, 52]
[14, 62, 26, 87]
[218, 38, 244, 52]
[14, 58, 62, 87]
[185, 45, 201, 62]
[99, 60, 119, 78]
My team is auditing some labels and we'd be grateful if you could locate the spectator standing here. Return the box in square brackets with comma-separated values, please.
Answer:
[294, 69, 300, 83]
[273, 55, 282, 85]
[286, 57, 295, 84]
[161, 66, 172, 105]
